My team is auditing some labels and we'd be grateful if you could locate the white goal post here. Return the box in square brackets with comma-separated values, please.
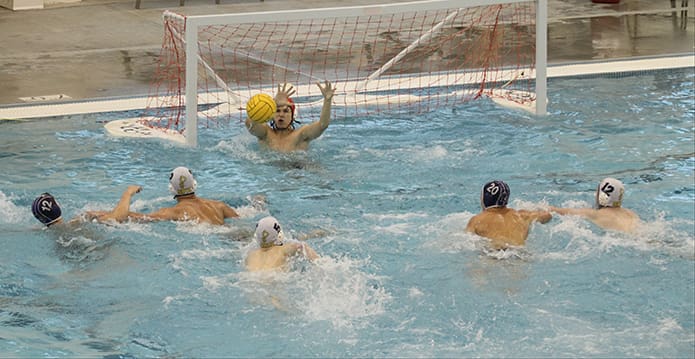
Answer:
[124, 0, 547, 146]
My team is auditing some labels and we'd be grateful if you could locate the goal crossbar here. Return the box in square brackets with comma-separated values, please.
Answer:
[185, 0, 535, 26]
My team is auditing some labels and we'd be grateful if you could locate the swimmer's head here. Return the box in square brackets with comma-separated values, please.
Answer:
[596, 177, 625, 208]
[481, 180, 510, 210]
[32, 193, 63, 226]
[255, 216, 285, 248]
[168, 166, 197, 198]
[271, 97, 299, 130]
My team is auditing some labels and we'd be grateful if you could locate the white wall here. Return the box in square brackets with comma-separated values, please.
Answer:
[1, 0, 80, 10]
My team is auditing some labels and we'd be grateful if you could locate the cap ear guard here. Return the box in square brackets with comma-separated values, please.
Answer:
[32, 193, 63, 226]
[288, 98, 301, 125]
[287, 97, 296, 119]
[481, 180, 510, 209]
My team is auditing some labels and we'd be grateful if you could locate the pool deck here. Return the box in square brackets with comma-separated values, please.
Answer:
[0, 0, 693, 107]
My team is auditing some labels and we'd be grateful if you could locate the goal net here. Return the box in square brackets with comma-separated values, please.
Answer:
[116, 0, 546, 146]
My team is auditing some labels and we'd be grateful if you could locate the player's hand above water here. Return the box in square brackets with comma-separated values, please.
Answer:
[318, 80, 334, 101]
[275, 83, 296, 105]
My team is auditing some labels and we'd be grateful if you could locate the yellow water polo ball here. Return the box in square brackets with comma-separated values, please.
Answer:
[246, 93, 277, 123]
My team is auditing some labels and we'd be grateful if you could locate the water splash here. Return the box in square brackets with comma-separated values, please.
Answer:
[0, 191, 26, 224]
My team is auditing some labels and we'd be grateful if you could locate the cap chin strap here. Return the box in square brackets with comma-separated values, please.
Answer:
[260, 235, 284, 248]
[46, 217, 63, 226]
[174, 192, 195, 199]
[270, 119, 295, 131]
[483, 204, 504, 210]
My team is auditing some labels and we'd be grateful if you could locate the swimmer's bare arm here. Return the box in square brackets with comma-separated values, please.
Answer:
[297, 81, 335, 142]
[295, 228, 330, 241]
[300, 242, 319, 261]
[245, 117, 268, 139]
[519, 209, 552, 224]
[127, 206, 185, 222]
[285, 242, 319, 261]
[217, 201, 239, 219]
[100, 185, 142, 222]
[549, 206, 597, 220]
[76, 185, 142, 224]
[465, 215, 481, 235]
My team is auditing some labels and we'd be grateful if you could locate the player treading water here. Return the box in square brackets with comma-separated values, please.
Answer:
[550, 177, 641, 233]
[245, 216, 319, 272]
[466, 180, 552, 250]
[128, 166, 239, 225]
[32, 186, 143, 227]
[245, 81, 335, 152]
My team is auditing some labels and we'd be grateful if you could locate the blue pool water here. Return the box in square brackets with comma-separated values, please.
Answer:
[1, 68, 693, 358]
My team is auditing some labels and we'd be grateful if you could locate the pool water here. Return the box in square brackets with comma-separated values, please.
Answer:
[1, 68, 693, 358]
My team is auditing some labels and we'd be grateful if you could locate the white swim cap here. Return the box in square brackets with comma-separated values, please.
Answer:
[255, 216, 284, 248]
[169, 166, 197, 197]
[596, 177, 625, 208]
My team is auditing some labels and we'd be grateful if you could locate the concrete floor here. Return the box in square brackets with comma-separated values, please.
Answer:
[0, 0, 692, 106]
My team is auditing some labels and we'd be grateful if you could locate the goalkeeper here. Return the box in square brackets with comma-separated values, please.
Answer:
[245, 81, 335, 152]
